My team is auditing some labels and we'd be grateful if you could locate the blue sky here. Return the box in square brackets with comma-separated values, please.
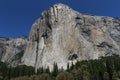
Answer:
[0, 0, 120, 38]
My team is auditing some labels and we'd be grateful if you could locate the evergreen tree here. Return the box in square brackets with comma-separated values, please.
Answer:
[45, 66, 50, 74]
[52, 63, 59, 77]
[37, 67, 44, 75]
[67, 63, 70, 72]
[70, 62, 74, 70]
[71, 69, 78, 80]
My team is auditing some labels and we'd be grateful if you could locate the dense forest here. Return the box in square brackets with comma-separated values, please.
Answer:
[0, 55, 120, 80]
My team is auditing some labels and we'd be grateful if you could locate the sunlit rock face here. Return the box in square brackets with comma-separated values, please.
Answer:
[22, 3, 120, 70]
[0, 37, 27, 66]
[0, 3, 119, 71]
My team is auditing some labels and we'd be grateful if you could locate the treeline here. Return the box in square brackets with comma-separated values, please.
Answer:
[0, 64, 35, 80]
[0, 55, 120, 80]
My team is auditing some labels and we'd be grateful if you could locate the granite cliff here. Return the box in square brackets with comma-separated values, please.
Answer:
[0, 3, 120, 70]
[0, 37, 27, 66]
[22, 3, 120, 70]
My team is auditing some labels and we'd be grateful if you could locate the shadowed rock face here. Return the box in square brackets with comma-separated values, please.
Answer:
[21, 3, 120, 70]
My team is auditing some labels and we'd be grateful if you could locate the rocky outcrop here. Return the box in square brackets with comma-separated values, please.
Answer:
[0, 37, 27, 66]
[22, 3, 120, 70]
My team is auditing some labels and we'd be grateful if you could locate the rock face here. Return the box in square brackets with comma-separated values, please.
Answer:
[22, 3, 120, 70]
[0, 3, 120, 71]
[0, 37, 27, 66]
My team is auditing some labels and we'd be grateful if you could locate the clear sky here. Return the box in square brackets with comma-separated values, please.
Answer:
[0, 0, 120, 38]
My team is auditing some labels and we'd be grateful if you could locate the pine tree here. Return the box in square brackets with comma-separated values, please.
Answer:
[37, 67, 44, 75]
[70, 62, 74, 70]
[52, 63, 59, 77]
[67, 63, 70, 72]
[45, 66, 50, 74]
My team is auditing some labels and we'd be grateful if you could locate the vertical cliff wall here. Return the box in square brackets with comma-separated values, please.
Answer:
[22, 3, 120, 70]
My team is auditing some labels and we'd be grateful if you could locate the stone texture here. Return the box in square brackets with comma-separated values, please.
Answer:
[0, 37, 27, 66]
[22, 3, 120, 71]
